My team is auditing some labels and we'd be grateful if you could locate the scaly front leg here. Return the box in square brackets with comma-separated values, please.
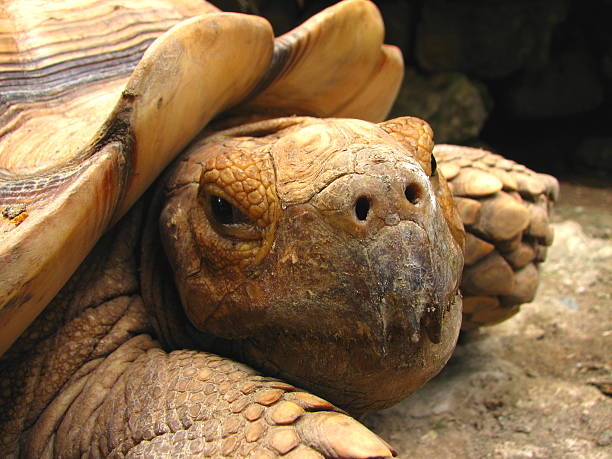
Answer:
[43, 335, 394, 458]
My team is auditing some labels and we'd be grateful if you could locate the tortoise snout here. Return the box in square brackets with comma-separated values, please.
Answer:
[310, 166, 433, 237]
[351, 177, 426, 222]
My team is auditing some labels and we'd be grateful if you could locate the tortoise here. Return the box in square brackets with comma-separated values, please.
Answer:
[0, 0, 558, 457]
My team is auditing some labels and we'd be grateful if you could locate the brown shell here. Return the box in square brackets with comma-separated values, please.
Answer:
[0, 0, 403, 354]
[434, 144, 559, 329]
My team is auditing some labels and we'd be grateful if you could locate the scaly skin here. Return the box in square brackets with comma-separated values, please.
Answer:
[0, 205, 394, 458]
[0, 116, 464, 457]
[434, 145, 559, 329]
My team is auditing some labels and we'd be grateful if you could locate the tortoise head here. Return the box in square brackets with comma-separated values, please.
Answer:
[157, 116, 464, 414]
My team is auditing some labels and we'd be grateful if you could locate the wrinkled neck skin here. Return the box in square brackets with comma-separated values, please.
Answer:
[152, 116, 464, 415]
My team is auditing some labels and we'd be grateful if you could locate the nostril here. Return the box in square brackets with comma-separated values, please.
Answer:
[404, 183, 422, 205]
[355, 197, 371, 221]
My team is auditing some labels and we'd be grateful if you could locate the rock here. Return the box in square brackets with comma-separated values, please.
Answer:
[377, 1, 418, 49]
[390, 70, 491, 143]
[212, 0, 299, 34]
[415, 0, 569, 78]
[501, 38, 604, 119]
[573, 137, 612, 174]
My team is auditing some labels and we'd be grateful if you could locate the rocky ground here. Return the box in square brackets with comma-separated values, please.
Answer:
[365, 178, 612, 458]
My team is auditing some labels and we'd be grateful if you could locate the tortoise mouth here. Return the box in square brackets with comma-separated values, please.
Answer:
[239, 291, 462, 415]
[384, 295, 446, 346]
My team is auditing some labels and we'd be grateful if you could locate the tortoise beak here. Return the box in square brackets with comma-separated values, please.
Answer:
[364, 219, 458, 357]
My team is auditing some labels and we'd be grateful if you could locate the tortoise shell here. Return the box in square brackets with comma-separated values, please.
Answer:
[0, 0, 403, 354]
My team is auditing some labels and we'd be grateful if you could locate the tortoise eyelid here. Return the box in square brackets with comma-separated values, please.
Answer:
[202, 190, 262, 241]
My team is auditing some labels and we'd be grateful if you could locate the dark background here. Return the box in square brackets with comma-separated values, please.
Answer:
[210, 0, 612, 182]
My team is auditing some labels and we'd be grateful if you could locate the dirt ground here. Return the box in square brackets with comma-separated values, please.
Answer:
[364, 178, 612, 458]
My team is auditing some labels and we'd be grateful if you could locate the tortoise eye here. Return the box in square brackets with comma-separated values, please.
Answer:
[206, 193, 261, 240]
[210, 195, 250, 226]
[211, 195, 234, 224]
[431, 153, 437, 176]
